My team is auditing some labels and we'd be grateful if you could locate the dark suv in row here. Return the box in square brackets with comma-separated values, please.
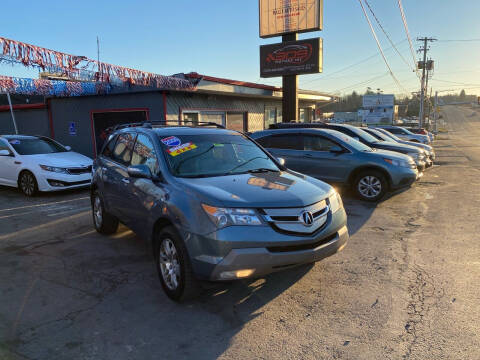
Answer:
[91, 123, 349, 301]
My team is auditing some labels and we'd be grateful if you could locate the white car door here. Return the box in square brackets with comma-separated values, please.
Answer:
[0, 140, 20, 186]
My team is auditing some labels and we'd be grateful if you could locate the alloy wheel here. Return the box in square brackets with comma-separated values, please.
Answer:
[159, 238, 181, 291]
[358, 176, 382, 199]
[20, 173, 35, 196]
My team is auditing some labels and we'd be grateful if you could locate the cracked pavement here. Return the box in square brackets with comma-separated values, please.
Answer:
[1, 105, 479, 359]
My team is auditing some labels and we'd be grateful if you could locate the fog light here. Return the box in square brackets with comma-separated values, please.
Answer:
[219, 269, 255, 280]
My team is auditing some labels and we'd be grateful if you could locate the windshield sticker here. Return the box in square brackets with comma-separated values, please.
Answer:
[9, 140, 20, 145]
[167, 142, 197, 157]
[161, 136, 182, 147]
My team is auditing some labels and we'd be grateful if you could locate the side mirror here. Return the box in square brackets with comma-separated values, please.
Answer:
[65, 146, 72, 151]
[127, 164, 152, 179]
[276, 157, 286, 166]
[0, 150, 12, 156]
[330, 146, 345, 154]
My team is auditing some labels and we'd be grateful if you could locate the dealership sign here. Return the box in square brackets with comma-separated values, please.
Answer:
[259, 0, 323, 38]
[260, 37, 322, 78]
[362, 94, 395, 108]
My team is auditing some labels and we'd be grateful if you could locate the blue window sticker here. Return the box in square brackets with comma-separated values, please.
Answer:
[161, 136, 181, 147]
[9, 140, 20, 145]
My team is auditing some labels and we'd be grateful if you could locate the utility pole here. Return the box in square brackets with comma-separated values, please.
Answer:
[417, 37, 436, 128]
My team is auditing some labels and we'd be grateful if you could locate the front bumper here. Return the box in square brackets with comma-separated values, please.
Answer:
[389, 166, 418, 189]
[37, 172, 92, 191]
[186, 208, 349, 281]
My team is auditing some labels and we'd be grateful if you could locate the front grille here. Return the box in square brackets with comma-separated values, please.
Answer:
[267, 232, 337, 253]
[66, 166, 92, 175]
[261, 200, 330, 235]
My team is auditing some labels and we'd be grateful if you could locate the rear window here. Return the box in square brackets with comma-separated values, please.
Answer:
[258, 135, 303, 150]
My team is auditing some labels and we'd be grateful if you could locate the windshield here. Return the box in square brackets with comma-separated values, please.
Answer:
[158, 133, 279, 178]
[376, 128, 401, 141]
[329, 132, 373, 152]
[351, 127, 381, 143]
[366, 129, 392, 142]
[8, 137, 67, 155]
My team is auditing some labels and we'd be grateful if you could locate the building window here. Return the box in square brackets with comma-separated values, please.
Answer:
[299, 108, 305, 123]
[265, 107, 277, 128]
[226, 112, 246, 132]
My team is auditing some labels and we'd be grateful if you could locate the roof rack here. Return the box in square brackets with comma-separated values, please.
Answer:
[268, 122, 327, 129]
[113, 120, 225, 131]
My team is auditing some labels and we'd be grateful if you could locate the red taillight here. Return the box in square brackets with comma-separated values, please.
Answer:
[419, 129, 427, 135]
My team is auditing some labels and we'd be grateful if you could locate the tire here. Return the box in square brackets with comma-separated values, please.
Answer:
[155, 226, 200, 302]
[92, 191, 119, 235]
[354, 170, 387, 202]
[19, 171, 38, 197]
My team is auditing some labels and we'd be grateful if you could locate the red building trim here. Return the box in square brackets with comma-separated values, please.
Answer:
[0, 103, 46, 112]
[89, 107, 150, 158]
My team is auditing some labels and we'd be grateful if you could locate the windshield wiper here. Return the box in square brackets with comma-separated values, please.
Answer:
[227, 156, 270, 174]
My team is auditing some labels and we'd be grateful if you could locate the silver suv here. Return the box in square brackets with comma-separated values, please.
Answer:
[91, 122, 349, 301]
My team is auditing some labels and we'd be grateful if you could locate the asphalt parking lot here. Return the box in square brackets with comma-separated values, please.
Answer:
[1, 105, 480, 360]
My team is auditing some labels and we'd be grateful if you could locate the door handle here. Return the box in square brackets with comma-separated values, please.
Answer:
[122, 178, 130, 184]
[303, 154, 313, 158]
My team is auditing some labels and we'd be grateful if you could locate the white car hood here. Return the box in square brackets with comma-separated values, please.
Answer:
[24, 152, 93, 168]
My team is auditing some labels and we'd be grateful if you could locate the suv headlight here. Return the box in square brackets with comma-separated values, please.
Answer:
[383, 158, 412, 168]
[329, 191, 343, 213]
[39, 165, 68, 174]
[201, 204, 262, 229]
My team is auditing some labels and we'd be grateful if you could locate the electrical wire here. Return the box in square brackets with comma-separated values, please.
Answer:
[364, 0, 414, 72]
[397, 0, 419, 76]
[333, 72, 389, 93]
[357, 0, 408, 93]
[301, 39, 408, 86]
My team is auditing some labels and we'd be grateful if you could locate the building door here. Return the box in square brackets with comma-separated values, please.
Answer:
[226, 112, 247, 132]
[92, 109, 148, 155]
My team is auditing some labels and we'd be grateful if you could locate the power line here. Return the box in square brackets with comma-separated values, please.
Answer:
[334, 72, 389, 93]
[363, 0, 414, 72]
[430, 78, 480, 87]
[357, 0, 408, 94]
[437, 38, 480, 42]
[397, 0, 419, 76]
[300, 39, 408, 86]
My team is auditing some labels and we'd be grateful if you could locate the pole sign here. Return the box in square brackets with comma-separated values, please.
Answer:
[259, 0, 323, 38]
[260, 37, 322, 78]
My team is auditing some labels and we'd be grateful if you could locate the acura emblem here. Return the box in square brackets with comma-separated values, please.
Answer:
[300, 211, 314, 227]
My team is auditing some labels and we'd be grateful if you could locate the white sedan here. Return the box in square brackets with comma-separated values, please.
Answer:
[0, 135, 93, 196]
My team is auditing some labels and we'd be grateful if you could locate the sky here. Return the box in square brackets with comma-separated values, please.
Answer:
[1, 0, 480, 97]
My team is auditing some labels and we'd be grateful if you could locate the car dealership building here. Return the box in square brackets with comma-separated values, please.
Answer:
[0, 72, 335, 158]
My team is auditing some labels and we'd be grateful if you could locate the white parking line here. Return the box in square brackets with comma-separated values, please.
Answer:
[0, 197, 90, 213]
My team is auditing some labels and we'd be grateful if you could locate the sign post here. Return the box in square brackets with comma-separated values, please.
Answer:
[259, 0, 323, 123]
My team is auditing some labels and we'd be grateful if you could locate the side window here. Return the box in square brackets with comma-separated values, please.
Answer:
[268, 135, 303, 150]
[112, 133, 136, 166]
[101, 135, 118, 159]
[255, 136, 270, 148]
[389, 128, 402, 134]
[304, 136, 339, 152]
[0, 139, 11, 152]
[131, 134, 158, 175]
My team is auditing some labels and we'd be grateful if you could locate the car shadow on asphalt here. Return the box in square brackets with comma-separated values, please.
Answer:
[339, 185, 411, 236]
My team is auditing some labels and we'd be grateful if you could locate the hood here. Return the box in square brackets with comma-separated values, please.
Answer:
[397, 140, 432, 152]
[24, 152, 93, 167]
[370, 149, 415, 162]
[175, 171, 333, 208]
[372, 141, 422, 154]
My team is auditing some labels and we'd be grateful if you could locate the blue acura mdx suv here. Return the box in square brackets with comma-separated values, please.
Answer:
[91, 123, 349, 301]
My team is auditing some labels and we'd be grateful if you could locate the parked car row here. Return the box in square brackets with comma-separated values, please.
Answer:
[256, 123, 435, 201]
[0, 122, 435, 302]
